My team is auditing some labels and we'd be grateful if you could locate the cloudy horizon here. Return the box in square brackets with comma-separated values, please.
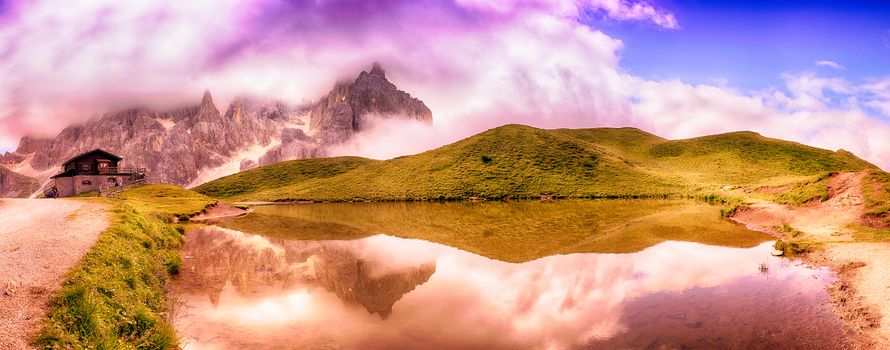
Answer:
[2, 0, 890, 168]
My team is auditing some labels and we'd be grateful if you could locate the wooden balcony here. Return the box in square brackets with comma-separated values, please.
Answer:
[97, 167, 146, 175]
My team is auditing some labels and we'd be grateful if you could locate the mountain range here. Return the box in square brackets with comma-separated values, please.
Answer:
[0, 63, 431, 197]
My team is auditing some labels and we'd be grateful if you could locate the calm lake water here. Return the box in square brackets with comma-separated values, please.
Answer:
[171, 201, 853, 349]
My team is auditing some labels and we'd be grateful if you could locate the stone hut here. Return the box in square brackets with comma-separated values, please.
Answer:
[49, 149, 143, 197]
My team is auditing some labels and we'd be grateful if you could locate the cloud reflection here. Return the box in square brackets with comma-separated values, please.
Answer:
[173, 226, 843, 349]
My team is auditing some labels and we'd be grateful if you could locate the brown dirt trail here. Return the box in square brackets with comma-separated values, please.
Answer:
[733, 172, 890, 347]
[0, 199, 109, 349]
[733, 172, 865, 240]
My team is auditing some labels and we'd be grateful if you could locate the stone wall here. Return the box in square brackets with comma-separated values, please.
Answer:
[54, 174, 135, 197]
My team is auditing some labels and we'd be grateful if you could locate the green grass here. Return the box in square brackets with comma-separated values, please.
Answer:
[35, 204, 183, 349]
[774, 239, 811, 255]
[192, 157, 374, 198]
[121, 185, 216, 218]
[35, 184, 216, 348]
[74, 190, 100, 198]
[196, 124, 878, 203]
[773, 172, 832, 205]
[646, 132, 873, 184]
[863, 169, 890, 221]
[221, 200, 772, 262]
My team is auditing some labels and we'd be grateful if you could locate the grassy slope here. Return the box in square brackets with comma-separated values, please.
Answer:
[121, 185, 216, 217]
[196, 124, 878, 202]
[645, 131, 873, 184]
[222, 200, 771, 262]
[194, 157, 374, 199]
[863, 169, 890, 224]
[36, 185, 212, 349]
[773, 173, 833, 205]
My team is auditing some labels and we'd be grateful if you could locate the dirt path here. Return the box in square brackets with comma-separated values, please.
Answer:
[732, 172, 890, 347]
[0, 199, 109, 349]
[812, 242, 890, 347]
[733, 172, 865, 241]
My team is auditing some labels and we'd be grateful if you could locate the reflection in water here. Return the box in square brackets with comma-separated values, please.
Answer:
[220, 200, 774, 261]
[181, 227, 435, 317]
[173, 226, 852, 350]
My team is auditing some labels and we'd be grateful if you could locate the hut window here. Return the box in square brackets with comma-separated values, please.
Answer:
[81, 180, 92, 185]
[81, 164, 90, 171]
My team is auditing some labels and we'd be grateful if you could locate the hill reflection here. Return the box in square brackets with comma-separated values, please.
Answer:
[172, 225, 852, 349]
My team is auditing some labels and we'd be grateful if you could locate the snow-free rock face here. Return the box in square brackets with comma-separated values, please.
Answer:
[309, 63, 433, 145]
[257, 128, 317, 166]
[0, 64, 431, 196]
[0, 94, 294, 193]
[0, 166, 40, 197]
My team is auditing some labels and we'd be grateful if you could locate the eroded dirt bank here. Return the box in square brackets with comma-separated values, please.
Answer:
[733, 172, 865, 241]
[0, 199, 109, 349]
[732, 172, 890, 347]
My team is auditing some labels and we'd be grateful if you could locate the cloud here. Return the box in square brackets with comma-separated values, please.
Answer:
[0, 0, 672, 146]
[2, 0, 890, 172]
[815, 60, 845, 70]
[588, 0, 678, 29]
[861, 77, 890, 118]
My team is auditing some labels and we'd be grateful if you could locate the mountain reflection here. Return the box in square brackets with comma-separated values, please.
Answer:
[172, 226, 851, 350]
[182, 226, 435, 317]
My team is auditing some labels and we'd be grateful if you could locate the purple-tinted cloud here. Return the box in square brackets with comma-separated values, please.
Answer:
[1, 0, 890, 171]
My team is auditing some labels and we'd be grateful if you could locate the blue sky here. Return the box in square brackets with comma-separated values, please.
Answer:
[592, 0, 890, 90]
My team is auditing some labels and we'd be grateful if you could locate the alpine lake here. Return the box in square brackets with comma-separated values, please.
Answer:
[170, 200, 854, 349]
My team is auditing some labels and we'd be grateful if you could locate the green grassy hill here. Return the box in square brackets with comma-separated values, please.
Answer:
[194, 124, 880, 202]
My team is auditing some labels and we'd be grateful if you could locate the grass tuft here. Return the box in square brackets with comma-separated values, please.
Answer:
[774, 239, 809, 255]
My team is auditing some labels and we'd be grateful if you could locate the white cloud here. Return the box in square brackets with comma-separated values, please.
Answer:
[815, 60, 845, 70]
[588, 0, 678, 29]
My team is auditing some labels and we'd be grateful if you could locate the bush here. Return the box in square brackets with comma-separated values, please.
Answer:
[480, 155, 493, 164]
[719, 205, 738, 218]
[177, 214, 190, 222]
[174, 225, 186, 235]
[775, 239, 807, 255]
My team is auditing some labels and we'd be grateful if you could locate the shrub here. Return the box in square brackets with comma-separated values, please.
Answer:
[775, 239, 807, 255]
[480, 155, 493, 164]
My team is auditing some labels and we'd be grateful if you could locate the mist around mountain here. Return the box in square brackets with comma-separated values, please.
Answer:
[0, 63, 431, 197]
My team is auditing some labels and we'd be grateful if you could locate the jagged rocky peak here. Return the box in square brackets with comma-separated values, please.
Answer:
[369, 62, 386, 78]
[0, 63, 433, 197]
[191, 89, 222, 124]
[309, 63, 433, 145]
[201, 89, 214, 108]
[16, 135, 54, 154]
